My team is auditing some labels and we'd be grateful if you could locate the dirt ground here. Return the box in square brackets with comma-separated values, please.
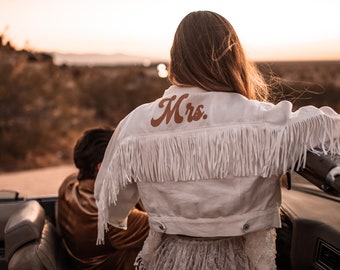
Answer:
[0, 165, 75, 198]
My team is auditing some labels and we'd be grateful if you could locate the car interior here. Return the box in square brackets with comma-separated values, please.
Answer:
[0, 152, 339, 270]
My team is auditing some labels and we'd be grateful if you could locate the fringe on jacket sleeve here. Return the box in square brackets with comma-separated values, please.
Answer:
[95, 104, 340, 244]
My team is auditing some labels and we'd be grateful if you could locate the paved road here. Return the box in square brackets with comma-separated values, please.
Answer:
[0, 165, 76, 198]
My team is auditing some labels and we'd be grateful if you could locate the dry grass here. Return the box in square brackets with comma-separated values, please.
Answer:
[1, 45, 339, 172]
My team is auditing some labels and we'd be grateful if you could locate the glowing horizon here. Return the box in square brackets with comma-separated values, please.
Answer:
[1, 0, 340, 62]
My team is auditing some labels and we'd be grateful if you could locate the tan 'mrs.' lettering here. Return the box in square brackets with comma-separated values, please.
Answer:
[150, 94, 207, 127]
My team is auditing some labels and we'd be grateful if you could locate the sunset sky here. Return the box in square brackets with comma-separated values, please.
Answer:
[1, 0, 340, 61]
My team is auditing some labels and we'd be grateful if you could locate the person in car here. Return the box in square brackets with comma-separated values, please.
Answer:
[58, 127, 149, 270]
[94, 11, 340, 270]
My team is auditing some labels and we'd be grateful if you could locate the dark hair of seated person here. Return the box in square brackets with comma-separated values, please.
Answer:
[73, 127, 114, 180]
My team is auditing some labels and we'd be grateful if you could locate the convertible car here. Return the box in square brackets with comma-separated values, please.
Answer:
[0, 152, 339, 270]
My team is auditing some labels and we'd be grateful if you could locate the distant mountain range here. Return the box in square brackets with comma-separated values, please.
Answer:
[52, 52, 168, 66]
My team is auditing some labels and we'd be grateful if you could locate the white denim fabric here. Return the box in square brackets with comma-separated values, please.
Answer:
[94, 85, 340, 268]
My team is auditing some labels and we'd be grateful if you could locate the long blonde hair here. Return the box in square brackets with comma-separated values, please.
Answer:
[169, 11, 269, 101]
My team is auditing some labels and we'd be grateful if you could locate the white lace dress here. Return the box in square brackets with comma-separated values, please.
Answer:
[135, 228, 277, 270]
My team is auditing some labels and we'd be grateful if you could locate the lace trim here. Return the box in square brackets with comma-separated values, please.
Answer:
[245, 228, 277, 269]
[135, 229, 276, 270]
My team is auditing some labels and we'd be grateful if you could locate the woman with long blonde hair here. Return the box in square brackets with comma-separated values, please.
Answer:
[95, 11, 340, 269]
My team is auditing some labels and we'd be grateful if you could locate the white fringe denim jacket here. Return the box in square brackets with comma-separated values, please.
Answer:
[94, 85, 340, 268]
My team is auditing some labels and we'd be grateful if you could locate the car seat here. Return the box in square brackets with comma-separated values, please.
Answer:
[4, 200, 69, 270]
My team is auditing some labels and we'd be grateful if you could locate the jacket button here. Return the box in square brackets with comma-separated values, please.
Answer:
[242, 223, 250, 231]
[158, 223, 166, 232]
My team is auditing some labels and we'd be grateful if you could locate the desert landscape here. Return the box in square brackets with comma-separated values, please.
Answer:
[1, 36, 340, 173]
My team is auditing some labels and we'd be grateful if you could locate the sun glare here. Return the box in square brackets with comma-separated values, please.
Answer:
[157, 63, 168, 78]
